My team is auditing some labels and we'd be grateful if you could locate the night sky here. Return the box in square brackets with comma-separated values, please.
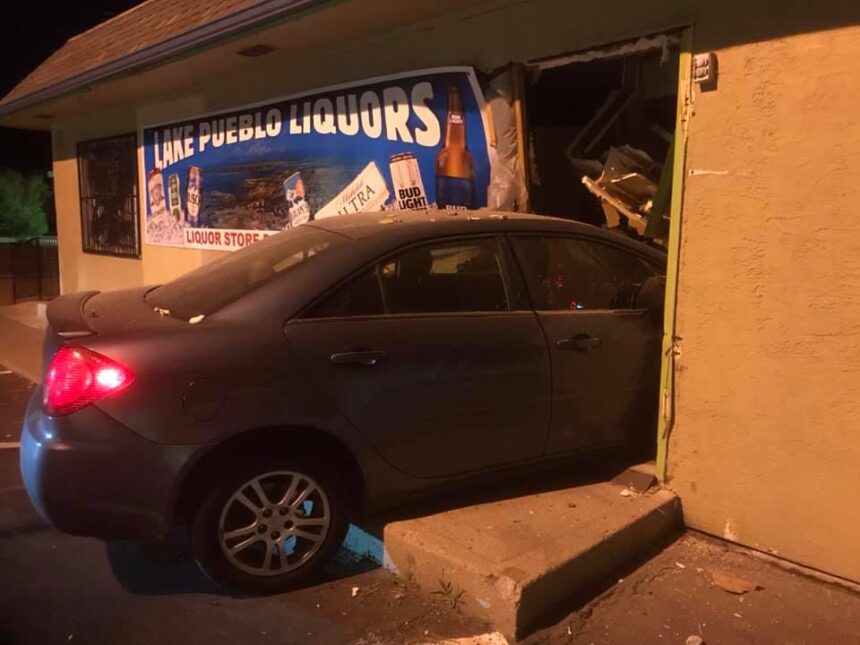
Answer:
[1, 1, 140, 173]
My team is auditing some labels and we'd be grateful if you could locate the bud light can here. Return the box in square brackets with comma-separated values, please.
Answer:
[390, 152, 428, 211]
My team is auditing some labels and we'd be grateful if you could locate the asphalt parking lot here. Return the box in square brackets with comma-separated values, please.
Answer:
[3, 363, 859, 645]
[0, 366, 487, 645]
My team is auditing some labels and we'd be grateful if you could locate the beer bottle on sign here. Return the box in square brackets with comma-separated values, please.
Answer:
[435, 84, 475, 209]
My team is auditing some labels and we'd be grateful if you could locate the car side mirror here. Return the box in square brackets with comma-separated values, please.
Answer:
[636, 275, 665, 313]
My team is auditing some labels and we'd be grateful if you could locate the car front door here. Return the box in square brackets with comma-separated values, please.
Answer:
[511, 235, 663, 455]
[284, 235, 551, 479]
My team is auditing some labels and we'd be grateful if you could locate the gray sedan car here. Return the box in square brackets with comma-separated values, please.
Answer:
[21, 210, 665, 592]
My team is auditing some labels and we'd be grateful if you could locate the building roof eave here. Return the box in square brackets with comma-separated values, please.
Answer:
[0, 0, 334, 120]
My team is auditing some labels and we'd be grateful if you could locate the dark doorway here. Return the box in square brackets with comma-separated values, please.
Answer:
[526, 41, 680, 243]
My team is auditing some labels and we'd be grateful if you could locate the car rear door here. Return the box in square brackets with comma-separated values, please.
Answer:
[511, 234, 663, 455]
[284, 235, 551, 479]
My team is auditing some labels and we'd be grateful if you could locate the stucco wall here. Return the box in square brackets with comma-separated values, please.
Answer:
[668, 24, 860, 582]
[52, 119, 144, 293]
[44, 0, 860, 580]
[51, 97, 224, 292]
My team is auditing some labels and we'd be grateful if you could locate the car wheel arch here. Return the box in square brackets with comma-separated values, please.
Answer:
[171, 424, 366, 527]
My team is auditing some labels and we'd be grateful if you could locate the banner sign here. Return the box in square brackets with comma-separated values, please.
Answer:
[141, 67, 491, 251]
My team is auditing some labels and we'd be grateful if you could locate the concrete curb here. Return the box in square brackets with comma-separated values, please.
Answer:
[0, 315, 43, 383]
[384, 482, 682, 641]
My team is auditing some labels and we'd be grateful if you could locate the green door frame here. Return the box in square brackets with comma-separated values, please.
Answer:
[655, 27, 693, 480]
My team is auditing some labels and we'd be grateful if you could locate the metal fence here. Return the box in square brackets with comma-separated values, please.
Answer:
[0, 236, 60, 305]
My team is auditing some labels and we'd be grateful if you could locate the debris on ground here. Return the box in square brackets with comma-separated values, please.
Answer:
[709, 569, 763, 595]
[685, 636, 705, 645]
[426, 632, 509, 645]
[351, 586, 360, 597]
[522, 533, 860, 644]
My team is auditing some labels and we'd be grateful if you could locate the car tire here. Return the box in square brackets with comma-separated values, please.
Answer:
[191, 453, 350, 594]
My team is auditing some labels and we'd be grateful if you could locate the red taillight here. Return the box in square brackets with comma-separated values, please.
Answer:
[43, 345, 134, 416]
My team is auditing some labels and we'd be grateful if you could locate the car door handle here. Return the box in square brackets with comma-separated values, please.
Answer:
[556, 334, 601, 352]
[329, 350, 388, 366]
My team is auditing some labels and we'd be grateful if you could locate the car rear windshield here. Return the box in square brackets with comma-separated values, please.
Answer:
[145, 226, 346, 321]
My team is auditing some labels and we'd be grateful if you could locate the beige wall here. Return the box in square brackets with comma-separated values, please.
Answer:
[668, 24, 860, 582]
[52, 116, 144, 293]
[51, 96, 222, 292]
[44, 0, 860, 580]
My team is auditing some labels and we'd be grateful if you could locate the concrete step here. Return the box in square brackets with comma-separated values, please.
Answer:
[0, 313, 44, 383]
[383, 477, 681, 641]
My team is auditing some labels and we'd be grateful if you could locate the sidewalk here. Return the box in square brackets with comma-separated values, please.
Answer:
[524, 532, 860, 644]
[2, 301, 858, 644]
[0, 301, 46, 383]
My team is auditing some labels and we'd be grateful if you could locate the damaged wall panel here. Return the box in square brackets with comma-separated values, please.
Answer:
[484, 67, 530, 211]
[525, 41, 679, 241]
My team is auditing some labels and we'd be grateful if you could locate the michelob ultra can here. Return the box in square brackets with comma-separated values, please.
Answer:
[315, 161, 389, 219]
[390, 152, 428, 211]
[168, 173, 183, 222]
[147, 168, 167, 218]
[186, 166, 202, 226]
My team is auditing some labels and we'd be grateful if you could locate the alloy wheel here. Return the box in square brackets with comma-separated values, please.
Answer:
[218, 470, 330, 577]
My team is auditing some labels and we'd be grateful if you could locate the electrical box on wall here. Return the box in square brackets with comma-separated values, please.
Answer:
[692, 53, 717, 85]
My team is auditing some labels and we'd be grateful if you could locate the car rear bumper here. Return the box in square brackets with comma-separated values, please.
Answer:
[20, 387, 198, 541]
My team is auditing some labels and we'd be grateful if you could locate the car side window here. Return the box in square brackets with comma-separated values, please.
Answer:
[380, 238, 509, 314]
[305, 268, 384, 318]
[581, 242, 659, 308]
[515, 237, 656, 311]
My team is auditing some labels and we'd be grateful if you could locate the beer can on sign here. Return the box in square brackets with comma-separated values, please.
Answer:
[186, 166, 202, 226]
[147, 168, 167, 218]
[283, 172, 311, 228]
[315, 161, 389, 219]
[390, 152, 428, 211]
[168, 173, 183, 222]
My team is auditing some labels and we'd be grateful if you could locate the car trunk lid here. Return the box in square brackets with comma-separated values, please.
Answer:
[43, 287, 183, 371]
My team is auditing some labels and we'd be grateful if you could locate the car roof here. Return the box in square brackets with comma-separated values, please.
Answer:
[213, 208, 665, 323]
[307, 208, 570, 238]
[306, 208, 666, 260]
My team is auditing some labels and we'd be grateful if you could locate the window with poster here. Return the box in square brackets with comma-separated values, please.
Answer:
[77, 134, 140, 258]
